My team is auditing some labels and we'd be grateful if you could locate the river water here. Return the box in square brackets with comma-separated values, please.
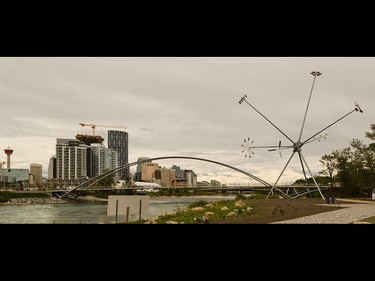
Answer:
[0, 195, 235, 224]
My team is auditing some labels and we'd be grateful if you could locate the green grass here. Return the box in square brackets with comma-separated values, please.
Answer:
[134, 197, 257, 224]
[128, 193, 281, 224]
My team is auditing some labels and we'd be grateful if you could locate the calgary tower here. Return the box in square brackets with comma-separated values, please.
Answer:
[4, 146, 13, 170]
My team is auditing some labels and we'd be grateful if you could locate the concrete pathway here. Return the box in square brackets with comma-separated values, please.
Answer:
[272, 199, 375, 224]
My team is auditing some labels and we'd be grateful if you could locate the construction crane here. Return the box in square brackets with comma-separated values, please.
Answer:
[79, 123, 128, 136]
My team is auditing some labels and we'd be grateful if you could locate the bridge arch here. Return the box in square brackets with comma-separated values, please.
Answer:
[59, 156, 271, 198]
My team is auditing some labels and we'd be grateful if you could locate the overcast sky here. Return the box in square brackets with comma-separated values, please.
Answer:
[0, 57, 373, 185]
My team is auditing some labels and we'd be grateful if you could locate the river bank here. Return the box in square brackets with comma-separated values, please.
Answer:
[0, 193, 234, 206]
[0, 195, 108, 205]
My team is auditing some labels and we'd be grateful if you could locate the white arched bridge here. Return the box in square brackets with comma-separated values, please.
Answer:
[57, 156, 326, 199]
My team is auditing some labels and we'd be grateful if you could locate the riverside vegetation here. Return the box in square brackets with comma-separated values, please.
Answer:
[128, 193, 375, 224]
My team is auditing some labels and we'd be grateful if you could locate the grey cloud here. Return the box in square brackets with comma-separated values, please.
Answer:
[0, 57, 373, 184]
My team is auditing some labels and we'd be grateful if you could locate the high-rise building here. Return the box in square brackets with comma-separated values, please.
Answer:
[55, 138, 88, 180]
[108, 130, 129, 180]
[141, 162, 159, 182]
[48, 155, 56, 180]
[158, 167, 176, 187]
[185, 170, 197, 186]
[136, 157, 151, 181]
[171, 165, 184, 178]
[90, 143, 119, 180]
[75, 133, 104, 145]
[30, 163, 43, 187]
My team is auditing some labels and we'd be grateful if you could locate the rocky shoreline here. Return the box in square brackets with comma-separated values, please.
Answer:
[1, 195, 108, 205]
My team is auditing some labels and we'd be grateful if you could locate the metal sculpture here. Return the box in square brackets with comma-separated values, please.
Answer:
[239, 71, 363, 199]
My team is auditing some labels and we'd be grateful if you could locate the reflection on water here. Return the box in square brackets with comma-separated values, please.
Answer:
[0, 195, 235, 224]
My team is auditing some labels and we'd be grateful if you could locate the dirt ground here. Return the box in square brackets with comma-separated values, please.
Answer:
[210, 197, 356, 224]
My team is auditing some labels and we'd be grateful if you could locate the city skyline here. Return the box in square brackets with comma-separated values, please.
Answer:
[0, 57, 374, 185]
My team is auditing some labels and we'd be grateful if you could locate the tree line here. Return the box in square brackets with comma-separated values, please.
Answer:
[318, 123, 375, 197]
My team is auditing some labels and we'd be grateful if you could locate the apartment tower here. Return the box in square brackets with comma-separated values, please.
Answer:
[108, 130, 129, 180]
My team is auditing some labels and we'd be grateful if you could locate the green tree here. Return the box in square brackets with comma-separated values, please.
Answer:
[330, 139, 374, 197]
[365, 123, 375, 139]
[364, 124, 375, 187]
[318, 124, 375, 197]
[319, 153, 338, 187]
[124, 176, 136, 188]
[97, 169, 116, 187]
[365, 123, 375, 151]
[332, 147, 356, 196]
